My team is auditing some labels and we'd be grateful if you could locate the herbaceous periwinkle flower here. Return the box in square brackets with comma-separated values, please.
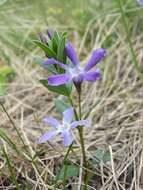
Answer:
[37, 108, 90, 147]
[43, 42, 106, 86]
[137, 0, 143, 5]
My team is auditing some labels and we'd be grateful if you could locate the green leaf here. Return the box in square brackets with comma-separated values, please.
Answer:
[53, 98, 69, 114]
[57, 36, 66, 62]
[33, 40, 57, 58]
[33, 56, 57, 73]
[57, 165, 79, 180]
[62, 32, 67, 38]
[40, 79, 72, 96]
[90, 149, 111, 165]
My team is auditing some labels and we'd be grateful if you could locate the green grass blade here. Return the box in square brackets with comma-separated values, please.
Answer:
[2, 145, 20, 190]
[117, 0, 143, 79]
[0, 103, 28, 150]
[0, 128, 20, 155]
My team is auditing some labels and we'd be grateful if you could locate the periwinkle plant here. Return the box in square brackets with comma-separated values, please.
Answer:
[33, 30, 106, 189]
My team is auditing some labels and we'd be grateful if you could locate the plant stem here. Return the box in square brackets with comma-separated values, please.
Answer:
[54, 144, 73, 189]
[78, 127, 88, 190]
[68, 95, 79, 120]
[78, 91, 88, 190]
[54, 96, 79, 189]
[117, 0, 143, 79]
[78, 90, 81, 120]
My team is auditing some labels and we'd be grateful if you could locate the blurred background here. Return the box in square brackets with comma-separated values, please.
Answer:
[0, 0, 143, 189]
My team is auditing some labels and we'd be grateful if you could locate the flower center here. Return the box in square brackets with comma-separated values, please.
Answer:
[57, 122, 71, 133]
[68, 66, 83, 78]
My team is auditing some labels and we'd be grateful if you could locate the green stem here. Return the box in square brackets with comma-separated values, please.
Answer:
[78, 127, 88, 190]
[78, 90, 81, 120]
[117, 0, 143, 79]
[54, 96, 78, 189]
[78, 91, 88, 190]
[68, 95, 79, 120]
[54, 144, 72, 189]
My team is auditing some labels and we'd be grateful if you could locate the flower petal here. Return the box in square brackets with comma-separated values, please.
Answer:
[82, 69, 100, 82]
[43, 117, 60, 128]
[71, 120, 90, 128]
[36, 130, 59, 144]
[65, 42, 78, 66]
[63, 107, 74, 123]
[44, 58, 68, 70]
[48, 74, 71, 86]
[84, 49, 106, 71]
[61, 130, 73, 147]
[46, 29, 53, 39]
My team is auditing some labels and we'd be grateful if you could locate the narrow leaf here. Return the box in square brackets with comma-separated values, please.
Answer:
[54, 98, 69, 114]
[0, 128, 20, 155]
[57, 36, 66, 62]
[2, 145, 20, 189]
[33, 40, 57, 58]
[33, 56, 57, 73]
[40, 79, 72, 96]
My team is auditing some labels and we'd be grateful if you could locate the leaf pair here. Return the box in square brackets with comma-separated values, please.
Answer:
[33, 31, 71, 97]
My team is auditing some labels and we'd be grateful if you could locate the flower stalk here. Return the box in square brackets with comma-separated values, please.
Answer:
[77, 89, 88, 190]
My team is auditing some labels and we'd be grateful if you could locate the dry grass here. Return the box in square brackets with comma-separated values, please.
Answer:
[0, 3, 143, 190]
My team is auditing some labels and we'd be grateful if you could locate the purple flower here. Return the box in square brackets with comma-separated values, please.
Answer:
[46, 29, 53, 39]
[36, 107, 90, 147]
[43, 42, 106, 86]
[137, 0, 143, 5]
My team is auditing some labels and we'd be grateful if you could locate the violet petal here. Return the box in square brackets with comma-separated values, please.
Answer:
[63, 107, 74, 123]
[48, 74, 70, 86]
[44, 58, 68, 70]
[36, 130, 59, 144]
[84, 49, 106, 71]
[71, 120, 90, 128]
[46, 29, 53, 39]
[65, 42, 78, 66]
[43, 117, 60, 128]
[61, 130, 73, 147]
[83, 68, 100, 82]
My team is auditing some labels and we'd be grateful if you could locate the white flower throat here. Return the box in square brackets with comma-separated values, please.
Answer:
[68, 66, 83, 78]
[57, 122, 71, 132]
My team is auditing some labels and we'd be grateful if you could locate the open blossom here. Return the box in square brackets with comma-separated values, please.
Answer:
[137, 0, 143, 5]
[36, 108, 90, 147]
[43, 42, 106, 86]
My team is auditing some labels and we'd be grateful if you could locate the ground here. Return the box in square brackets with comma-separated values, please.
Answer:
[0, 0, 143, 189]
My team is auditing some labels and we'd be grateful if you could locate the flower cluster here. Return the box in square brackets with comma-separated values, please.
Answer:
[35, 30, 106, 147]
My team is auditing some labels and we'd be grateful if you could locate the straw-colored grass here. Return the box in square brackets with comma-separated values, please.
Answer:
[0, 1, 143, 189]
